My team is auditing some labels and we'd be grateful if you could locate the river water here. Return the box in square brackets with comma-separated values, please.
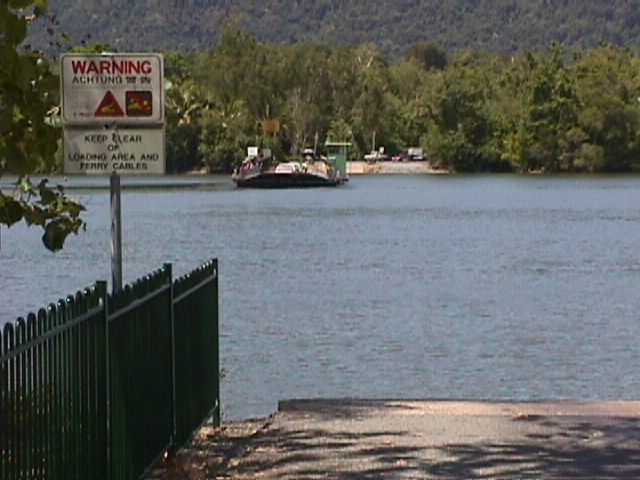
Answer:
[2, 174, 640, 419]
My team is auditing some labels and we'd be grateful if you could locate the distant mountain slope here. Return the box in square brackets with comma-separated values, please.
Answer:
[31, 0, 640, 58]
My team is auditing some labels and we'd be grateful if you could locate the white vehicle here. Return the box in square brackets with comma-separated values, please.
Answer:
[274, 162, 303, 174]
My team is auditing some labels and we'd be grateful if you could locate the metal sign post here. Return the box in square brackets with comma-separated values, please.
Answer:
[110, 172, 123, 292]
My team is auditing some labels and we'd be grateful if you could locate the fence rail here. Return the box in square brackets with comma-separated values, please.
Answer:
[1, 259, 219, 480]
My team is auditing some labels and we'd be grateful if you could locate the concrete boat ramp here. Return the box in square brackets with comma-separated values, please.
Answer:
[151, 399, 640, 479]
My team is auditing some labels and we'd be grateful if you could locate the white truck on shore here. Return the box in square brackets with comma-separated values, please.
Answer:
[407, 147, 426, 161]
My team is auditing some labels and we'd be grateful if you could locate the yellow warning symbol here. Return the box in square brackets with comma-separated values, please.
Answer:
[95, 91, 124, 117]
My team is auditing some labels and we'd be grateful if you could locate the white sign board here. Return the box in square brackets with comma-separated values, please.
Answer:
[64, 128, 165, 174]
[61, 53, 164, 126]
[247, 146, 259, 157]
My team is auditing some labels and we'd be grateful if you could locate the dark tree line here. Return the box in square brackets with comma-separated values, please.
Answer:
[30, 0, 640, 59]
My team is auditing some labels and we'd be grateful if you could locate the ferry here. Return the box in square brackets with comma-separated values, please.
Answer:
[232, 148, 347, 189]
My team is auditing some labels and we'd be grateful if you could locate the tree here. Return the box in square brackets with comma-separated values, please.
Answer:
[389, 59, 432, 148]
[405, 41, 448, 71]
[0, 0, 84, 251]
[422, 53, 499, 172]
[198, 95, 254, 173]
[280, 43, 335, 153]
[572, 45, 640, 172]
[164, 53, 206, 172]
[350, 43, 394, 156]
[520, 46, 581, 172]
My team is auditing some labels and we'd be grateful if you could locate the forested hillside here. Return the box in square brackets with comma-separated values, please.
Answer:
[31, 0, 640, 59]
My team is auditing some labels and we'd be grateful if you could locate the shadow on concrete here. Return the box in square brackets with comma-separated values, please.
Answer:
[423, 420, 640, 479]
[225, 412, 640, 479]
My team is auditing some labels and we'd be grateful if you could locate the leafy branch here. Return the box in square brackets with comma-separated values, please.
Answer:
[0, 178, 85, 251]
[1, 0, 86, 251]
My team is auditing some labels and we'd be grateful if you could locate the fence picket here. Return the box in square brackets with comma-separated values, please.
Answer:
[3, 325, 15, 480]
[26, 314, 37, 478]
[15, 319, 25, 478]
[1, 324, 8, 480]
[0, 325, 3, 480]
[36, 310, 48, 479]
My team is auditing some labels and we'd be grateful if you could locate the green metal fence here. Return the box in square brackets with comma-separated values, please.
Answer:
[173, 262, 220, 447]
[0, 259, 219, 480]
[0, 284, 108, 480]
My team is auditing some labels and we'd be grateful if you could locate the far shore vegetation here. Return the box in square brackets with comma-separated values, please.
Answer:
[162, 29, 640, 175]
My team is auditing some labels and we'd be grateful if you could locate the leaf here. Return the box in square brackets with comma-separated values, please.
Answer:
[42, 219, 69, 252]
[0, 195, 25, 226]
[16, 56, 37, 90]
[22, 204, 46, 226]
[18, 177, 36, 196]
[64, 202, 86, 217]
[3, 12, 27, 45]
[0, 108, 14, 135]
[37, 74, 60, 98]
[8, 0, 36, 9]
[37, 180, 57, 205]
[0, 45, 20, 74]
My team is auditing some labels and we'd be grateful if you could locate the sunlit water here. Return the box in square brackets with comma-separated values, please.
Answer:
[2, 174, 640, 419]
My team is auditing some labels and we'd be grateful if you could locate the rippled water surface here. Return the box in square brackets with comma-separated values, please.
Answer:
[2, 174, 640, 419]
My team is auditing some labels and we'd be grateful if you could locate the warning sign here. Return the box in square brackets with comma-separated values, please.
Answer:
[63, 127, 165, 175]
[125, 91, 153, 116]
[95, 91, 124, 117]
[61, 53, 164, 126]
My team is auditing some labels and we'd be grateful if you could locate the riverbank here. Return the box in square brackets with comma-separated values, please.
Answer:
[149, 399, 640, 479]
[346, 161, 449, 175]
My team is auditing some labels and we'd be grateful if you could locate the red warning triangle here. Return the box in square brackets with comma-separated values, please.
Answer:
[95, 91, 124, 117]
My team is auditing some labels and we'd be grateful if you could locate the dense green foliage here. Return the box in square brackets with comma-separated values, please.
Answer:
[28, 1, 640, 174]
[161, 31, 640, 174]
[7, 2, 640, 184]
[1, 0, 84, 251]
[28, 0, 640, 59]
[21, 0, 640, 175]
